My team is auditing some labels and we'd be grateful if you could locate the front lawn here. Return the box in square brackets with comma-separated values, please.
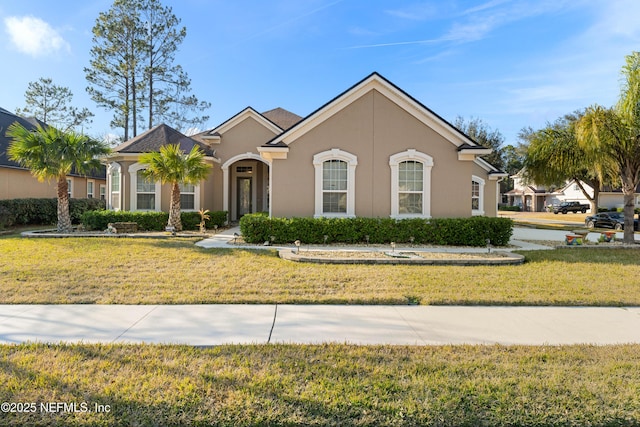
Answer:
[1, 237, 639, 305]
[1, 343, 639, 426]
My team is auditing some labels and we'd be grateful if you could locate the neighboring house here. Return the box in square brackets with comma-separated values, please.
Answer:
[504, 170, 640, 211]
[105, 72, 507, 222]
[0, 108, 106, 200]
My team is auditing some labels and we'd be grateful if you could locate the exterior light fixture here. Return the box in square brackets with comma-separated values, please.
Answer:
[390, 242, 396, 253]
[294, 239, 301, 254]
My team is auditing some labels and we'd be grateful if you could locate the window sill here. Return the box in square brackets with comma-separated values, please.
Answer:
[314, 213, 356, 219]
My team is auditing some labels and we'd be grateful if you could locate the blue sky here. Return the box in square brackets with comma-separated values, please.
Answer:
[2, 0, 640, 145]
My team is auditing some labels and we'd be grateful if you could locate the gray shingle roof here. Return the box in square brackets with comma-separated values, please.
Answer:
[113, 124, 216, 157]
[0, 108, 36, 169]
[0, 107, 105, 179]
[261, 108, 302, 130]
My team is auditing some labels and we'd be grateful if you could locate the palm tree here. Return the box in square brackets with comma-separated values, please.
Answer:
[577, 51, 640, 243]
[523, 111, 617, 213]
[138, 144, 211, 231]
[7, 123, 111, 233]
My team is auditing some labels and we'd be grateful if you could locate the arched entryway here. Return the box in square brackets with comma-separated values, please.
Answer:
[222, 153, 270, 221]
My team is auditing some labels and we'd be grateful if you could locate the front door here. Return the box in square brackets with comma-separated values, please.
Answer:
[237, 177, 252, 218]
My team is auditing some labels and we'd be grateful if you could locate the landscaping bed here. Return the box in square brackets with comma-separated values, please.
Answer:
[279, 249, 524, 265]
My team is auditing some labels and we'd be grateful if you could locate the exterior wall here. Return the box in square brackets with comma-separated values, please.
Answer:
[0, 167, 106, 200]
[212, 116, 278, 220]
[271, 90, 492, 218]
[599, 192, 640, 210]
[214, 116, 279, 161]
[471, 162, 498, 217]
[108, 159, 218, 214]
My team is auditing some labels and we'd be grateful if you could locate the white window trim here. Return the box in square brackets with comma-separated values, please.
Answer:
[389, 149, 433, 218]
[179, 182, 200, 212]
[87, 180, 95, 199]
[66, 178, 73, 199]
[472, 175, 485, 216]
[107, 162, 122, 211]
[313, 148, 357, 218]
[99, 184, 106, 201]
[129, 162, 161, 211]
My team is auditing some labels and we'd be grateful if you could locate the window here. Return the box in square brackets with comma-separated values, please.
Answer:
[236, 166, 253, 173]
[66, 179, 73, 199]
[471, 181, 480, 209]
[99, 185, 106, 201]
[180, 182, 195, 210]
[398, 161, 423, 214]
[129, 163, 161, 211]
[313, 149, 357, 217]
[109, 164, 121, 210]
[87, 180, 94, 199]
[390, 150, 433, 218]
[322, 160, 348, 213]
[472, 176, 485, 215]
[136, 170, 156, 210]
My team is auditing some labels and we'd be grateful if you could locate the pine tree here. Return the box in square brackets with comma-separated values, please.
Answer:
[16, 77, 94, 131]
[85, 0, 209, 139]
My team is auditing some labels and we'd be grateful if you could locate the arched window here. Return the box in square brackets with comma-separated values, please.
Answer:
[107, 162, 121, 211]
[129, 163, 161, 211]
[389, 149, 433, 218]
[472, 175, 485, 215]
[313, 149, 357, 217]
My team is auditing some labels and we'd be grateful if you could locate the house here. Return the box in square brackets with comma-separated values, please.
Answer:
[105, 72, 507, 222]
[504, 170, 640, 211]
[0, 107, 106, 200]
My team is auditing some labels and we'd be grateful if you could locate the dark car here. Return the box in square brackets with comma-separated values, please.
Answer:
[585, 212, 639, 231]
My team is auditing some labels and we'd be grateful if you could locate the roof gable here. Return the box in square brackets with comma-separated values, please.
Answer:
[206, 107, 283, 136]
[264, 72, 481, 149]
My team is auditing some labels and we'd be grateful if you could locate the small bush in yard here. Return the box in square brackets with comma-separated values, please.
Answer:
[240, 214, 513, 247]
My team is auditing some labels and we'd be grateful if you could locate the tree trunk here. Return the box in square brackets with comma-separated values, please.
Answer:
[622, 186, 636, 244]
[57, 176, 72, 233]
[168, 182, 182, 231]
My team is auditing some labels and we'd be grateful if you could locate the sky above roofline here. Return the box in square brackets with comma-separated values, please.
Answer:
[1, 0, 639, 146]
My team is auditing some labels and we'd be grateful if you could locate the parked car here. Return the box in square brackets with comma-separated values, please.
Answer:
[553, 201, 589, 214]
[584, 212, 639, 231]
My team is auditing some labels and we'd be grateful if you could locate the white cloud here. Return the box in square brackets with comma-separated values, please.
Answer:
[385, 2, 439, 21]
[4, 15, 70, 57]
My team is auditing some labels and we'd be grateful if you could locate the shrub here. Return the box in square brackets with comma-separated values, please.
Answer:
[239, 214, 513, 247]
[498, 204, 521, 212]
[0, 198, 105, 228]
[80, 210, 228, 231]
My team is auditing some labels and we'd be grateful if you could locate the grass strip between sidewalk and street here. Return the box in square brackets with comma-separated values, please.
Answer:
[1, 343, 639, 426]
[1, 236, 639, 305]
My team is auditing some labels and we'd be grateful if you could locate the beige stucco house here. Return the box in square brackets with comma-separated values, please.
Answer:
[105, 73, 506, 222]
[0, 108, 106, 201]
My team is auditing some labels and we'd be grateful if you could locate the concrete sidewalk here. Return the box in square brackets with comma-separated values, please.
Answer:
[2, 305, 639, 346]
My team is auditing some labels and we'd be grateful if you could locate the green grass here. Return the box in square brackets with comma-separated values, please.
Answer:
[1, 343, 639, 426]
[1, 236, 639, 305]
